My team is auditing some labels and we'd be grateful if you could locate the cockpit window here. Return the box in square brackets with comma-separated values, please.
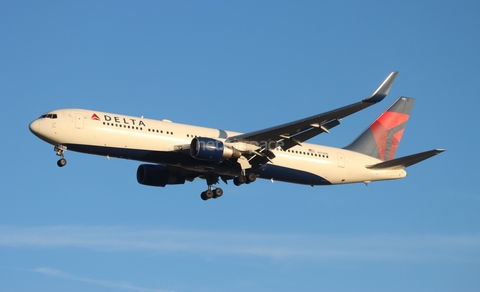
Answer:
[39, 114, 58, 119]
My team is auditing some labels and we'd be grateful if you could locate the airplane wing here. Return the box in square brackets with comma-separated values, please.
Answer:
[226, 72, 398, 151]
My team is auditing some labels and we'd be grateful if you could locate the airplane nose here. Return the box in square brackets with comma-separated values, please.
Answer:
[29, 119, 40, 134]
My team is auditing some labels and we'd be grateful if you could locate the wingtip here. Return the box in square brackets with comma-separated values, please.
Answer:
[363, 71, 399, 103]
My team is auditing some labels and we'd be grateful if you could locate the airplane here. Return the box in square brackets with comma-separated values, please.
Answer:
[29, 72, 444, 200]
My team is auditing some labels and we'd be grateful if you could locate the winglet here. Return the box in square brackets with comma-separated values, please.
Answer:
[363, 71, 399, 103]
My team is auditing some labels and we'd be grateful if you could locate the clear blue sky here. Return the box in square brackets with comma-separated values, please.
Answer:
[1, 1, 479, 291]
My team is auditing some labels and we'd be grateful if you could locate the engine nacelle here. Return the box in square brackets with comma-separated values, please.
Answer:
[136, 164, 185, 187]
[190, 137, 241, 161]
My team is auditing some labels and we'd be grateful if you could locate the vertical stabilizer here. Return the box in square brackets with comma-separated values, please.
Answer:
[344, 97, 415, 161]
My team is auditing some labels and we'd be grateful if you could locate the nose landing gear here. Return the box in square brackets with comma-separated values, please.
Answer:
[54, 145, 67, 167]
[57, 157, 67, 167]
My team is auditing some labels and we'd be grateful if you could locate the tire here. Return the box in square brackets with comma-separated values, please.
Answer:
[57, 158, 67, 167]
[233, 177, 241, 186]
[213, 188, 223, 198]
[205, 190, 214, 199]
[237, 175, 246, 184]
[246, 172, 256, 183]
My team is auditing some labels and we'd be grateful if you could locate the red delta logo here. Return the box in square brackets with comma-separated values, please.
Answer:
[370, 111, 410, 161]
[91, 113, 100, 121]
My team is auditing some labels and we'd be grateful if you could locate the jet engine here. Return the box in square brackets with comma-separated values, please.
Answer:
[190, 137, 241, 161]
[136, 164, 185, 187]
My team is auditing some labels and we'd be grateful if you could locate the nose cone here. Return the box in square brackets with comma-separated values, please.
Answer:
[29, 119, 40, 136]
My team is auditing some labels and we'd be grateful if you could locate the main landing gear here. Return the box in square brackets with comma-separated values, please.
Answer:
[54, 145, 67, 167]
[233, 172, 256, 186]
[200, 187, 223, 201]
[200, 175, 223, 201]
[200, 172, 257, 201]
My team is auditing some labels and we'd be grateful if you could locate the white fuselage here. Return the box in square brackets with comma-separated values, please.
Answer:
[29, 109, 407, 186]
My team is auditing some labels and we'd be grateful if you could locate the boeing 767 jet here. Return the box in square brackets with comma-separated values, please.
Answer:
[29, 72, 444, 200]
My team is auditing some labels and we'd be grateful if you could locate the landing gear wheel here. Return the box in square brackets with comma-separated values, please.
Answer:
[238, 175, 247, 184]
[246, 173, 256, 184]
[238, 174, 246, 184]
[201, 191, 209, 201]
[233, 177, 241, 186]
[205, 190, 214, 199]
[213, 188, 223, 198]
[234, 174, 247, 186]
[57, 158, 67, 167]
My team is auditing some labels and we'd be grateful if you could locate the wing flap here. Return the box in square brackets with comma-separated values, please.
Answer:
[281, 119, 341, 149]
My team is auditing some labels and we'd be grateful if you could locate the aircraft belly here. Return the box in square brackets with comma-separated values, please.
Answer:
[254, 164, 331, 185]
[254, 155, 333, 185]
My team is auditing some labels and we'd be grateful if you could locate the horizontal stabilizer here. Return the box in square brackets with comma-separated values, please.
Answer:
[366, 149, 445, 170]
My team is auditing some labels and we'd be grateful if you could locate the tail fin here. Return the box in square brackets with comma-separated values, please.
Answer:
[344, 97, 415, 161]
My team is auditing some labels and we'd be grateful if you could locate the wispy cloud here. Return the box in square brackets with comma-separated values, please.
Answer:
[0, 225, 479, 262]
[31, 267, 172, 292]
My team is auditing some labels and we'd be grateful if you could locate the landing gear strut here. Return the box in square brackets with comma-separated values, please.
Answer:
[54, 145, 67, 167]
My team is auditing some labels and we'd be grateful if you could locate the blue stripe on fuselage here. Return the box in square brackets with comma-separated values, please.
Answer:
[254, 164, 331, 186]
[64, 144, 195, 166]
[64, 144, 331, 185]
